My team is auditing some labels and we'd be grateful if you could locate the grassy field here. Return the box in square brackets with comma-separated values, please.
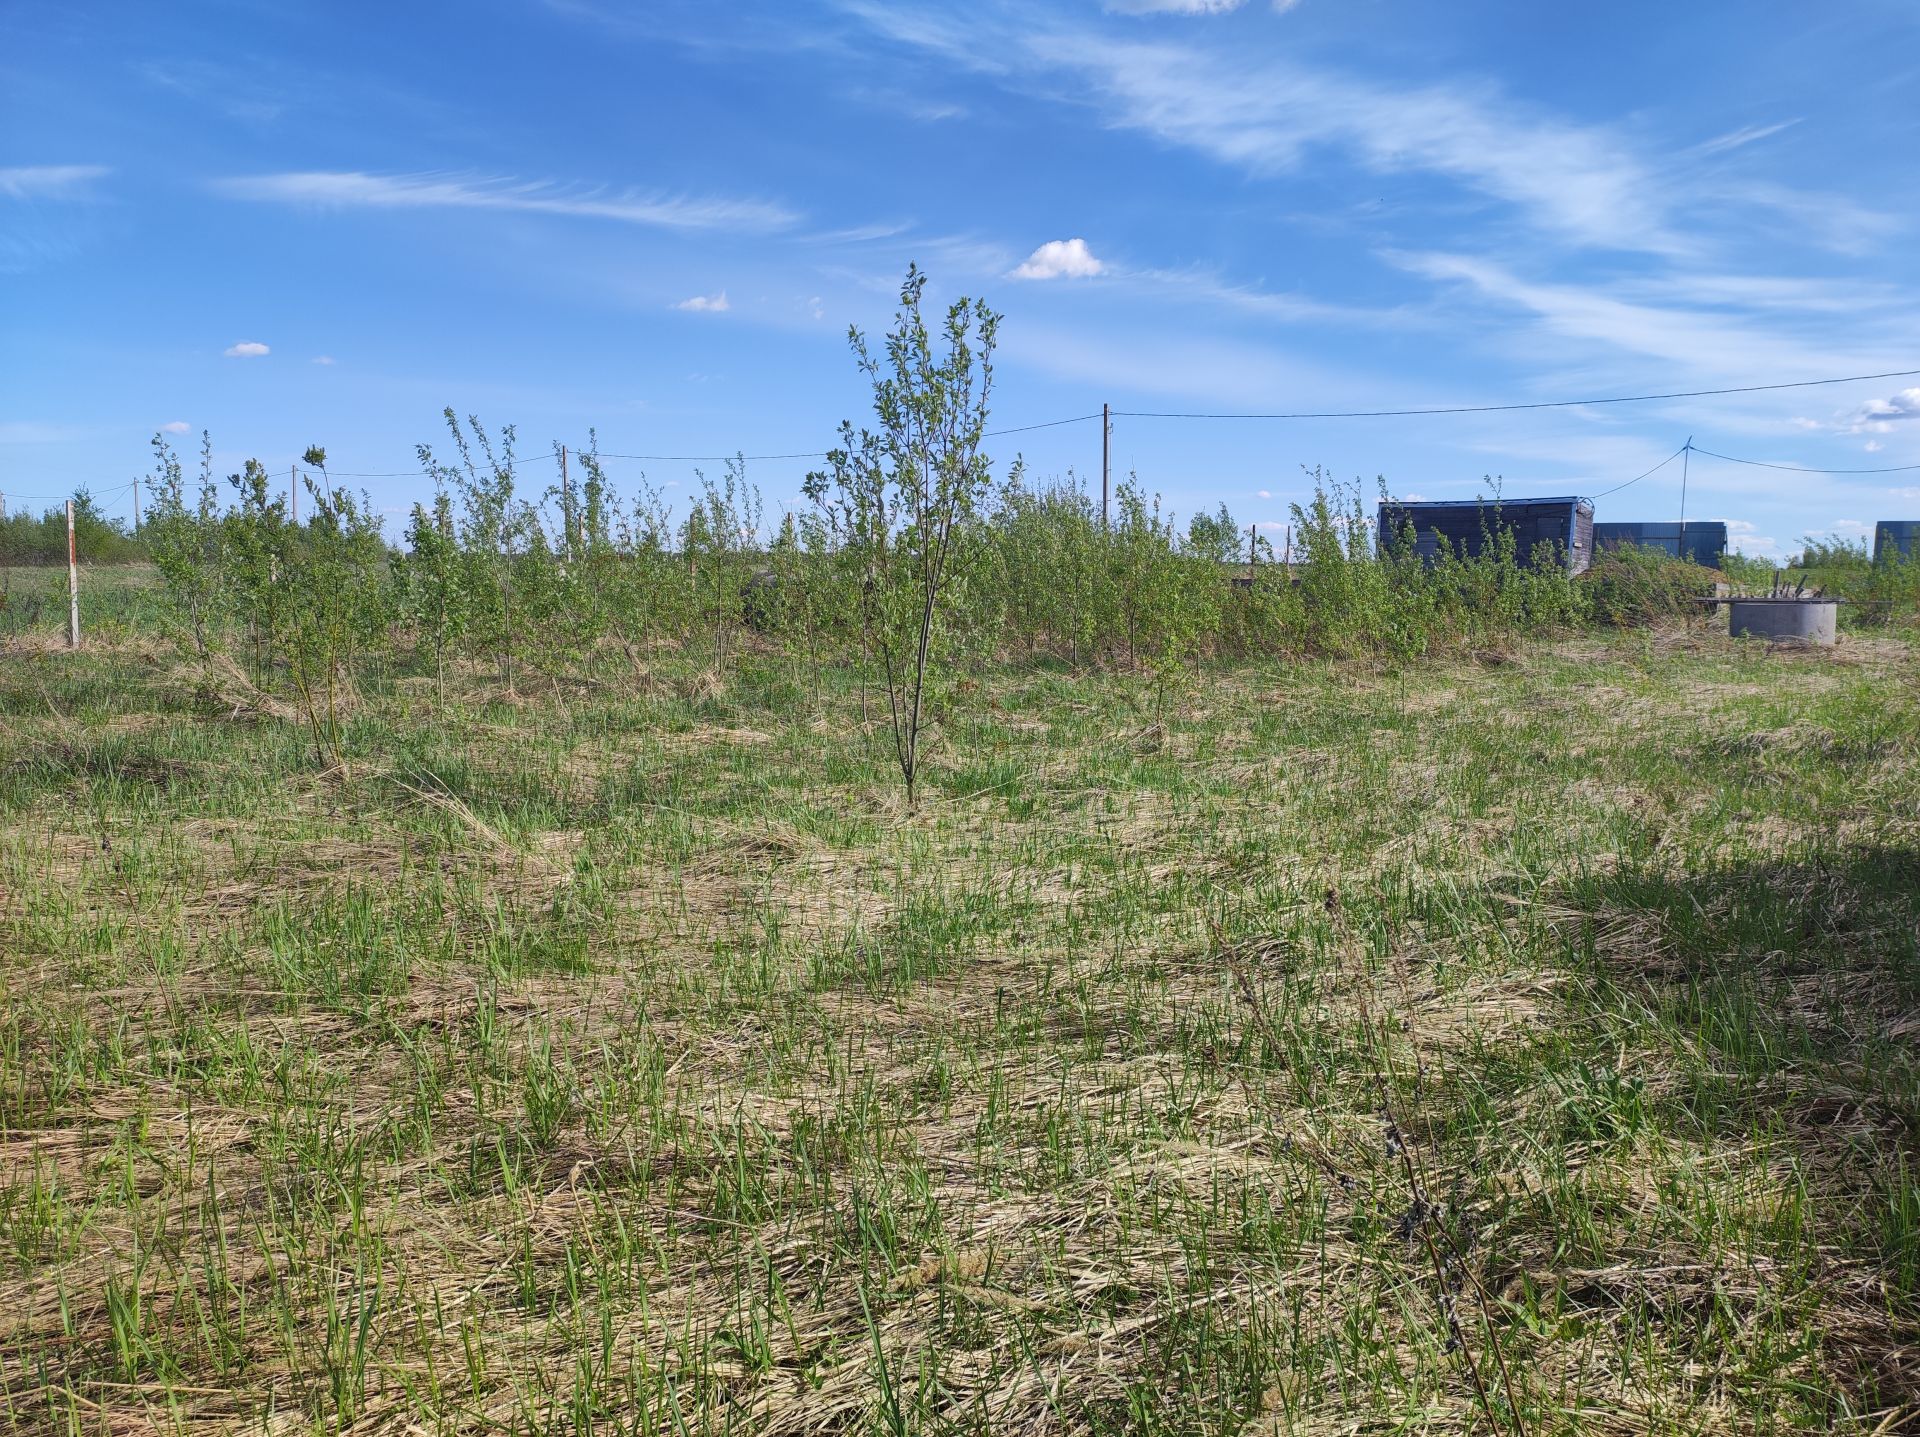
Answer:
[3, 608, 1919, 1433]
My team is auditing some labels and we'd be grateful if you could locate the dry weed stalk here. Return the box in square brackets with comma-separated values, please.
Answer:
[1212, 906, 1531, 1437]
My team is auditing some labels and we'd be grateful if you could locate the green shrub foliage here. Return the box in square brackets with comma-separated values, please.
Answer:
[125, 268, 1861, 787]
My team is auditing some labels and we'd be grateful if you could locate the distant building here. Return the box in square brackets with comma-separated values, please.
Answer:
[1593, 521, 1727, 568]
[1874, 520, 1920, 564]
[1377, 496, 1595, 575]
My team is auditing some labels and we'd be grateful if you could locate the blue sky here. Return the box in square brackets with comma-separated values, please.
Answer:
[5, 0, 1920, 557]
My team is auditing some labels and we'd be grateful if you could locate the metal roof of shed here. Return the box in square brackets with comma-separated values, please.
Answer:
[1383, 496, 1592, 508]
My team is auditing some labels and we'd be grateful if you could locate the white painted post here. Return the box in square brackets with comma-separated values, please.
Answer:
[66, 499, 80, 649]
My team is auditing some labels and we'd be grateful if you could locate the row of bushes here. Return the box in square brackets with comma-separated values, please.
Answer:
[0, 490, 145, 566]
[129, 433, 1908, 790]
[119, 262, 1920, 793]
[137, 418, 1713, 691]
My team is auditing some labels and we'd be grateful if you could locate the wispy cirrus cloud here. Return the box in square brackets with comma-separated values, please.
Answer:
[1043, 35, 1677, 253]
[159, 421, 191, 434]
[1106, 0, 1247, 14]
[213, 171, 798, 233]
[1107, 0, 1304, 12]
[0, 165, 110, 200]
[1388, 250, 1901, 379]
[674, 291, 731, 312]
[0, 421, 81, 444]
[1691, 118, 1800, 157]
[844, 3, 1680, 253]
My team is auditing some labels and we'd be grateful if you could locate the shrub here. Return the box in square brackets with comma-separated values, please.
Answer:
[1582, 545, 1717, 628]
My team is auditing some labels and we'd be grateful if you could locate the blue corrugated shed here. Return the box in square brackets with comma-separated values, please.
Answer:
[1593, 521, 1727, 567]
[1377, 496, 1595, 574]
[1875, 520, 1920, 564]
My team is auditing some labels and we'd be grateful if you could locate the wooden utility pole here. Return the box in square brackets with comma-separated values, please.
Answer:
[132, 475, 141, 534]
[66, 499, 80, 649]
[291, 465, 298, 525]
[1101, 402, 1111, 532]
[559, 444, 571, 554]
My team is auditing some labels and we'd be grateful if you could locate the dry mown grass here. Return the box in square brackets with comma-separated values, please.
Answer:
[2, 632, 1918, 1434]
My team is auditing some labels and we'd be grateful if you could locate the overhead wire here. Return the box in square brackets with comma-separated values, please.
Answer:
[592, 412, 1105, 463]
[1589, 445, 1690, 500]
[0, 479, 138, 505]
[1689, 446, 1920, 476]
[6, 365, 1918, 501]
[1108, 365, 1920, 422]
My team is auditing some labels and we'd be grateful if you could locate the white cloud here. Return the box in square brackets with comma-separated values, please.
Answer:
[1119, 263, 1418, 328]
[1256, 488, 1271, 498]
[215, 171, 797, 233]
[1013, 237, 1105, 279]
[1391, 250, 1878, 377]
[1726, 519, 1780, 556]
[1690, 119, 1800, 157]
[159, 421, 191, 434]
[0, 421, 79, 443]
[675, 291, 730, 312]
[224, 341, 270, 357]
[1107, 0, 1246, 13]
[1846, 387, 1920, 434]
[1805, 519, 1874, 543]
[312, 355, 336, 365]
[0, 165, 109, 200]
[1401, 491, 1430, 501]
[1865, 440, 1884, 453]
[1709, 180, 1895, 257]
[1013, 24, 1673, 251]
[1891, 487, 1920, 501]
[850, 8, 1878, 260]
[808, 295, 825, 320]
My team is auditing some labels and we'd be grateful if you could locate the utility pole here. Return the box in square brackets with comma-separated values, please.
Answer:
[1678, 437, 1692, 561]
[559, 444, 571, 556]
[291, 465, 298, 525]
[66, 499, 80, 649]
[132, 475, 141, 534]
[1101, 402, 1111, 532]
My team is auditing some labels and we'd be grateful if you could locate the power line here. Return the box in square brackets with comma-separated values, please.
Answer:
[0, 480, 138, 504]
[1590, 444, 1690, 500]
[595, 448, 827, 463]
[1110, 365, 1920, 422]
[1690, 446, 1920, 475]
[327, 453, 563, 479]
[9, 364, 1918, 498]
[987, 412, 1105, 438]
[593, 413, 1104, 463]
